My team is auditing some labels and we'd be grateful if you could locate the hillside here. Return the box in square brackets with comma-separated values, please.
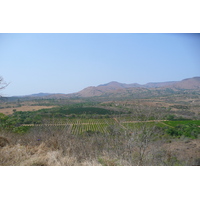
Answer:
[76, 77, 200, 98]
[164, 77, 200, 90]
[144, 81, 177, 88]
[9, 77, 200, 100]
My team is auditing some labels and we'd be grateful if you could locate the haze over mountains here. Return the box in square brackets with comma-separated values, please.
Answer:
[13, 77, 200, 99]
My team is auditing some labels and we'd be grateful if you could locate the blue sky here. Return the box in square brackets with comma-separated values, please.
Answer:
[0, 33, 199, 96]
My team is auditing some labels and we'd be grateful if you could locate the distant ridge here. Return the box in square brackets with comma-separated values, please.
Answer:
[166, 77, 200, 90]
[77, 77, 200, 97]
[10, 77, 200, 99]
[11, 93, 65, 98]
[144, 81, 177, 88]
[27, 93, 52, 97]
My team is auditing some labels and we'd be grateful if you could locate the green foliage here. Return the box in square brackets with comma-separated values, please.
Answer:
[165, 123, 200, 139]
[12, 126, 30, 134]
[98, 157, 118, 166]
[0, 111, 41, 133]
[57, 106, 117, 115]
[0, 113, 8, 122]
[163, 120, 200, 127]
[166, 114, 175, 120]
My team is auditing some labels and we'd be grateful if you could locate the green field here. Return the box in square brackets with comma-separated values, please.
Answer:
[162, 120, 200, 127]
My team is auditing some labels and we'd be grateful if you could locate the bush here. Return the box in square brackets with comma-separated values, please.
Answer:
[13, 126, 30, 134]
[166, 115, 175, 120]
[166, 124, 200, 139]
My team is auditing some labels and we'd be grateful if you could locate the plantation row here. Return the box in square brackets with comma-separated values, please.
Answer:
[1, 108, 200, 138]
[60, 118, 116, 124]
[21, 118, 200, 135]
[55, 118, 120, 134]
[20, 118, 121, 134]
[69, 119, 200, 138]
[71, 123, 109, 134]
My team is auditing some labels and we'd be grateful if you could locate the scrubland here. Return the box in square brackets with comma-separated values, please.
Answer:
[1, 122, 199, 166]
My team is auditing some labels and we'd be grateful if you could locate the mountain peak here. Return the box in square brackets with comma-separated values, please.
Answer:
[99, 81, 121, 86]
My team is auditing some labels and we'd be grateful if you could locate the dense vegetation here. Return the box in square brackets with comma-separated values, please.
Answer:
[164, 123, 200, 139]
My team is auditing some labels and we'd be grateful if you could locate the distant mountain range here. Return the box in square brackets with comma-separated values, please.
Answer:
[12, 77, 200, 99]
[26, 93, 55, 97]
[76, 77, 200, 97]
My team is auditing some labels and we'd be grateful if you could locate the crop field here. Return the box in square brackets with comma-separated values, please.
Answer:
[45, 118, 116, 125]
[71, 123, 109, 134]
[162, 120, 200, 127]
[63, 118, 119, 134]
[22, 117, 200, 136]
[1, 99, 200, 139]
[25, 118, 170, 134]
[66, 118, 116, 124]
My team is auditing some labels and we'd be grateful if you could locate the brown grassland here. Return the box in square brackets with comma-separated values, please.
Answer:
[0, 99, 57, 115]
[0, 105, 56, 115]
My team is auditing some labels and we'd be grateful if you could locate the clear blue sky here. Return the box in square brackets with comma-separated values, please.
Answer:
[0, 33, 200, 96]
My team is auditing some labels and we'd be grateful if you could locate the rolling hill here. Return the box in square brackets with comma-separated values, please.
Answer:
[164, 77, 200, 90]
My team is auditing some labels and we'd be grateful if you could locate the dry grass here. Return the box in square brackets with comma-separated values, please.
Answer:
[163, 139, 200, 165]
[0, 143, 79, 166]
[0, 105, 56, 115]
[0, 125, 200, 166]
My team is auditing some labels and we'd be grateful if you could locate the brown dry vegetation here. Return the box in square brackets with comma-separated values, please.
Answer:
[1, 124, 200, 166]
[101, 97, 200, 120]
[0, 105, 56, 115]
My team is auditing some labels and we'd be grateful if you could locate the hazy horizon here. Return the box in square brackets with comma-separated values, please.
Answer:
[1, 33, 200, 96]
[5, 76, 200, 97]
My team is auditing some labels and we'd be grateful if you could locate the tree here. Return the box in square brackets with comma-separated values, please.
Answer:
[126, 104, 165, 165]
[0, 76, 8, 96]
[131, 124, 160, 165]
